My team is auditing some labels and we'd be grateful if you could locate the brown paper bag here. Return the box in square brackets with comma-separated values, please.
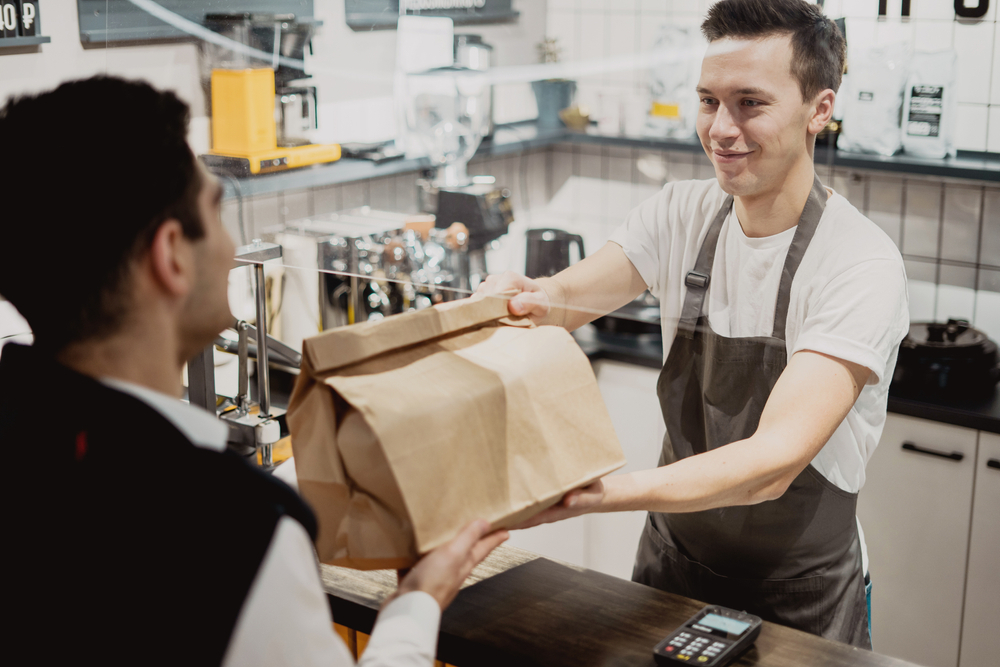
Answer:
[287, 295, 626, 570]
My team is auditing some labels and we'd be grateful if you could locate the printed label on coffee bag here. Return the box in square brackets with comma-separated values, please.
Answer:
[907, 85, 944, 137]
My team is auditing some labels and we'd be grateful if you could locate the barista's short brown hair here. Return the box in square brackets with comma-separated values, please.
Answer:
[701, 0, 846, 101]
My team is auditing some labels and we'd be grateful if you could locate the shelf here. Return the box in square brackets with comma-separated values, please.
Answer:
[0, 35, 51, 48]
[215, 121, 999, 201]
[345, 10, 520, 31]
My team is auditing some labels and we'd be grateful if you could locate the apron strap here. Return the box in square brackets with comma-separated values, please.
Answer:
[678, 174, 828, 338]
[678, 194, 733, 331]
[771, 175, 828, 341]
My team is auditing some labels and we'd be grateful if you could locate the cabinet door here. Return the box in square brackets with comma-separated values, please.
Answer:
[959, 432, 1000, 667]
[505, 360, 665, 575]
[588, 360, 665, 579]
[857, 414, 978, 667]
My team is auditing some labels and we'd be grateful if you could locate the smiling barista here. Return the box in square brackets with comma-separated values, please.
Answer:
[480, 0, 908, 648]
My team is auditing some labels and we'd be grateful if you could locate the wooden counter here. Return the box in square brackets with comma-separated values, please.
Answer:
[322, 545, 921, 667]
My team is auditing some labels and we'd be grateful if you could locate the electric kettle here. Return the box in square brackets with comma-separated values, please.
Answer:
[525, 228, 585, 279]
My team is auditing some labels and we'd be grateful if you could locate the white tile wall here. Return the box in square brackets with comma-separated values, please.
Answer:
[545, 0, 1000, 152]
[957, 103, 990, 151]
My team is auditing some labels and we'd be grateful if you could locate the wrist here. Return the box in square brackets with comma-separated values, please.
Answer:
[597, 473, 637, 513]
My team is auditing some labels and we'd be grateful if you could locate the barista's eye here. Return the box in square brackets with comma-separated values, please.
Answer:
[742, 99, 762, 107]
[700, 97, 718, 105]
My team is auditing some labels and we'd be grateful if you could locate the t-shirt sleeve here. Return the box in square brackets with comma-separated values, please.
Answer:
[791, 257, 909, 384]
[608, 186, 669, 294]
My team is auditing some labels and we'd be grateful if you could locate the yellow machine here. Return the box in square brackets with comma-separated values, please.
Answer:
[204, 68, 341, 176]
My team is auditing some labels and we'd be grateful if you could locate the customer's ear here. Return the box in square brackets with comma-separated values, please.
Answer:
[147, 219, 195, 298]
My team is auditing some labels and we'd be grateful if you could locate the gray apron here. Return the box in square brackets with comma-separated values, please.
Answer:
[631, 176, 871, 648]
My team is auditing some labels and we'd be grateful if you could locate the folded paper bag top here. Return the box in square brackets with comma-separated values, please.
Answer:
[287, 294, 627, 570]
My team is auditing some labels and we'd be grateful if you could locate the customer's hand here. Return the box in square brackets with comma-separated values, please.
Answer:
[391, 520, 509, 611]
[476, 271, 551, 324]
[511, 479, 606, 530]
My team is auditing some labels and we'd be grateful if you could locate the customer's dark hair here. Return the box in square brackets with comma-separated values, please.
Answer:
[701, 0, 846, 100]
[0, 76, 203, 352]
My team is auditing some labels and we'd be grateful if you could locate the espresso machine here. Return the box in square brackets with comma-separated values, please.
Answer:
[405, 65, 513, 291]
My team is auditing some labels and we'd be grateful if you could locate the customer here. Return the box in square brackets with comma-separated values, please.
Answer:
[0, 76, 507, 666]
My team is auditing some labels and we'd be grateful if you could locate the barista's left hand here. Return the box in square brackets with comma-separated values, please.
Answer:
[512, 479, 606, 529]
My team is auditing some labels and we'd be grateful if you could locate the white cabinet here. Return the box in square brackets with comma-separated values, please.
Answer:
[959, 431, 1000, 667]
[857, 414, 979, 667]
[505, 360, 664, 578]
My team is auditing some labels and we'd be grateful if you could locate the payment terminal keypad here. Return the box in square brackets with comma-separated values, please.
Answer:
[653, 606, 762, 666]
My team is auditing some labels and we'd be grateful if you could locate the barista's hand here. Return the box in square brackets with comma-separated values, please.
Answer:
[512, 479, 606, 530]
[390, 519, 509, 611]
[476, 271, 551, 324]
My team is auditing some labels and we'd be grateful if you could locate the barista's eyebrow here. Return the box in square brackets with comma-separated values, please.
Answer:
[696, 86, 770, 97]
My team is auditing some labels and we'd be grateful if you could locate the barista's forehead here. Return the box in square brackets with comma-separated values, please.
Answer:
[700, 35, 794, 93]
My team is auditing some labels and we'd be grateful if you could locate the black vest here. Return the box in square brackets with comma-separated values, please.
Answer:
[2, 344, 317, 666]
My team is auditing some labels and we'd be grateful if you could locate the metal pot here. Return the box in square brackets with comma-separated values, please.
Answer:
[891, 319, 1000, 398]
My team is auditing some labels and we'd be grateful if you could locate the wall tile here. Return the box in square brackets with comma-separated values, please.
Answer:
[313, 185, 343, 216]
[911, 0, 960, 20]
[903, 182, 943, 258]
[912, 19, 955, 51]
[341, 181, 370, 210]
[548, 149, 575, 203]
[875, 17, 916, 46]
[524, 150, 551, 212]
[955, 103, 989, 150]
[369, 177, 397, 211]
[579, 11, 606, 63]
[664, 151, 695, 182]
[940, 185, 982, 263]
[936, 271, 977, 322]
[394, 175, 419, 214]
[250, 194, 280, 238]
[974, 285, 1000, 341]
[844, 17, 878, 54]
[867, 176, 904, 246]
[607, 152, 633, 183]
[981, 188, 1000, 266]
[832, 170, 868, 213]
[221, 200, 247, 246]
[842, 0, 880, 19]
[607, 12, 639, 87]
[640, 0, 671, 15]
[280, 190, 312, 225]
[823, 0, 845, 18]
[905, 259, 939, 321]
[547, 11, 580, 63]
[693, 152, 716, 179]
[954, 19, 995, 105]
[989, 106, 1000, 152]
[993, 21, 1000, 106]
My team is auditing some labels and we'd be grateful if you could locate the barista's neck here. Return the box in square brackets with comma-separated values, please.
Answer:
[733, 161, 818, 238]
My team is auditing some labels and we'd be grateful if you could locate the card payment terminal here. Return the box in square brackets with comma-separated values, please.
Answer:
[653, 605, 762, 665]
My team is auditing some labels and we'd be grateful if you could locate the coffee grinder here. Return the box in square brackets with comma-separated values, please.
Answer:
[199, 12, 341, 176]
[405, 66, 513, 292]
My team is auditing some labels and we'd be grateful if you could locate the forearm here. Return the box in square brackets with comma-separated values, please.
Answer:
[599, 433, 804, 514]
[535, 243, 647, 331]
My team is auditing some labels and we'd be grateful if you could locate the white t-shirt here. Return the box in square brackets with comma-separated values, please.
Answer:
[608, 178, 909, 496]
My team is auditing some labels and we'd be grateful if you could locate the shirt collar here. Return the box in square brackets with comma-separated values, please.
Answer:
[100, 377, 229, 452]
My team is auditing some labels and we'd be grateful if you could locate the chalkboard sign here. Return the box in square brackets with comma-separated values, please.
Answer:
[345, 0, 518, 31]
[77, 0, 315, 44]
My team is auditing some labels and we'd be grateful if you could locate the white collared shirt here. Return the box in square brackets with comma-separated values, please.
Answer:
[100, 377, 442, 667]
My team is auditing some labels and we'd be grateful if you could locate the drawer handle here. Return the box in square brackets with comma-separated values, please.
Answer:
[988, 459, 1000, 471]
[901, 442, 964, 462]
